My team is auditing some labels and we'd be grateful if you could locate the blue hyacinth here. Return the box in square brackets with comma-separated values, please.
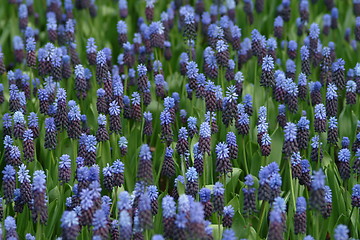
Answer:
[314, 104, 326, 120]
[262, 55, 274, 71]
[311, 169, 326, 190]
[309, 23, 320, 39]
[284, 122, 297, 141]
[338, 149, 351, 162]
[326, 83, 338, 100]
[162, 195, 176, 218]
[296, 196, 307, 213]
[334, 224, 349, 240]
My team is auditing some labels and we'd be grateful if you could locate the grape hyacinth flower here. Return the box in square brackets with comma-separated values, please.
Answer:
[13, 36, 24, 63]
[351, 184, 360, 207]
[84, 135, 97, 166]
[22, 129, 34, 162]
[18, 164, 31, 206]
[5, 216, 18, 239]
[176, 127, 189, 156]
[291, 152, 302, 179]
[277, 104, 286, 128]
[102, 164, 114, 191]
[321, 185, 332, 218]
[267, 209, 284, 240]
[327, 117, 338, 144]
[199, 187, 213, 219]
[296, 112, 309, 150]
[138, 192, 153, 229]
[162, 147, 175, 178]
[96, 50, 109, 84]
[260, 55, 275, 87]
[282, 122, 298, 156]
[160, 109, 173, 146]
[334, 224, 349, 240]
[274, 16, 284, 39]
[147, 185, 158, 215]
[294, 196, 306, 235]
[3, 113, 13, 137]
[86, 38, 97, 65]
[109, 100, 122, 134]
[314, 104, 326, 133]
[213, 182, 225, 215]
[244, 0, 254, 24]
[216, 40, 230, 67]
[162, 195, 176, 238]
[310, 135, 323, 163]
[310, 81, 322, 106]
[185, 167, 198, 197]
[2, 165, 16, 204]
[26, 37, 36, 67]
[298, 73, 308, 100]
[332, 58, 346, 89]
[67, 104, 82, 139]
[96, 88, 107, 114]
[326, 83, 338, 117]
[92, 209, 109, 239]
[61, 211, 80, 240]
[226, 132, 238, 160]
[27, 112, 39, 138]
[131, 92, 142, 121]
[300, 45, 311, 76]
[310, 169, 326, 211]
[119, 210, 132, 240]
[13, 111, 26, 140]
[222, 205, 234, 228]
[74, 64, 87, 100]
[32, 170, 48, 224]
[338, 148, 351, 180]
[216, 142, 232, 175]
[59, 154, 71, 184]
[44, 117, 57, 150]
[111, 159, 124, 187]
[346, 80, 357, 104]
[96, 114, 109, 142]
[187, 116, 198, 138]
[137, 144, 153, 184]
[243, 174, 256, 215]
[309, 23, 320, 57]
[222, 86, 238, 127]
[287, 40, 297, 59]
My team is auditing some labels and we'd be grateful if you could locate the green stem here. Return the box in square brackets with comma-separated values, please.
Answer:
[242, 137, 249, 175]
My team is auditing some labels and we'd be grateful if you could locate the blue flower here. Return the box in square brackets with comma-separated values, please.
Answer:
[117, 191, 131, 211]
[213, 182, 224, 196]
[300, 45, 309, 60]
[286, 59, 296, 73]
[13, 111, 25, 124]
[274, 16, 284, 27]
[262, 55, 274, 71]
[331, 7, 338, 19]
[147, 185, 158, 201]
[162, 195, 176, 218]
[131, 92, 141, 105]
[222, 229, 236, 240]
[251, 29, 262, 41]
[96, 50, 107, 66]
[186, 167, 198, 182]
[92, 209, 107, 231]
[97, 114, 107, 126]
[118, 137, 128, 149]
[32, 170, 46, 192]
[138, 192, 151, 211]
[297, 116, 310, 130]
[324, 186, 332, 203]
[45, 117, 56, 132]
[334, 224, 349, 240]
[352, 184, 360, 198]
[139, 144, 152, 161]
[261, 133, 272, 146]
[216, 40, 228, 52]
[109, 101, 121, 116]
[338, 149, 351, 162]
[26, 37, 36, 52]
[13, 36, 24, 50]
[61, 211, 79, 228]
[311, 169, 326, 190]
[288, 40, 297, 51]
[284, 122, 297, 141]
[326, 83, 338, 100]
[3, 165, 16, 181]
[346, 80, 356, 92]
[18, 164, 30, 183]
[178, 127, 188, 140]
[328, 117, 337, 129]
[323, 14, 331, 26]
[186, 61, 198, 78]
[269, 209, 282, 223]
[314, 104, 326, 120]
[296, 197, 306, 213]
[309, 23, 320, 39]
[310, 135, 322, 148]
[223, 205, 234, 217]
[175, 212, 188, 229]
[85, 135, 97, 152]
[179, 52, 189, 63]
[59, 154, 71, 169]
[4, 216, 16, 232]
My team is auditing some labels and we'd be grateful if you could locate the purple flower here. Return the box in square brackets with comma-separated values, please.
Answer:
[284, 122, 297, 141]
[311, 169, 325, 190]
[309, 23, 320, 39]
[334, 225, 349, 240]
